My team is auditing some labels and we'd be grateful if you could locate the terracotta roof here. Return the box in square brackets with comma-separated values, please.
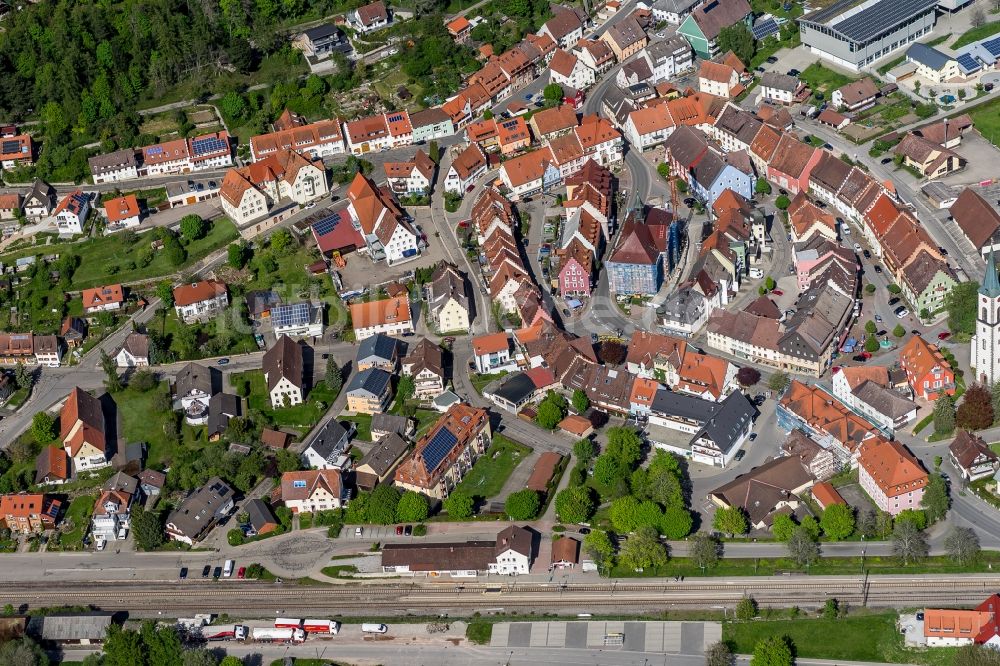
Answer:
[103, 195, 140, 223]
[501, 147, 554, 187]
[35, 445, 69, 484]
[626, 330, 687, 369]
[750, 124, 782, 163]
[550, 48, 578, 77]
[250, 119, 343, 159]
[699, 60, 735, 84]
[811, 481, 845, 507]
[261, 428, 292, 449]
[451, 143, 488, 180]
[0, 193, 20, 210]
[54, 190, 88, 218]
[173, 280, 227, 307]
[745, 295, 781, 319]
[899, 335, 951, 386]
[913, 114, 972, 145]
[923, 609, 993, 640]
[81, 284, 124, 309]
[526, 451, 563, 492]
[497, 116, 531, 147]
[60, 387, 106, 457]
[346, 171, 410, 247]
[629, 376, 659, 407]
[558, 414, 593, 436]
[531, 104, 579, 136]
[769, 133, 816, 178]
[355, 0, 388, 27]
[778, 380, 876, 452]
[551, 535, 580, 564]
[858, 438, 927, 498]
[280, 469, 343, 502]
[446, 15, 471, 34]
[350, 296, 411, 330]
[840, 365, 889, 390]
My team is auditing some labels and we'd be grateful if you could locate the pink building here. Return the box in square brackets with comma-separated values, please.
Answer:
[557, 238, 593, 297]
[857, 439, 928, 516]
[793, 239, 858, 290]
[766, 134, 822, 195]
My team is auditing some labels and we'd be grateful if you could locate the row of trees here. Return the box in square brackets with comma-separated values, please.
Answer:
[934, 382, 1000, 435]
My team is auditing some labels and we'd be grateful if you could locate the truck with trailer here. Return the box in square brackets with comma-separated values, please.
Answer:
[303, 619, 340, 635]
[251, 627, 305, 643]
[197, 625, 248, 642]
[274, 618, 303, 629]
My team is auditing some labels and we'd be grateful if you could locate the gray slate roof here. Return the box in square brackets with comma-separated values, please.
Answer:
[356, 333, 399, 365]
[346, 367, 391, 397]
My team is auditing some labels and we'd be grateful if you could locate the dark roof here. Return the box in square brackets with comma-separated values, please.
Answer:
[495, 525, 532, 557]
[103, 471, 138, 495]
[746, 296, 782, 319]
[27, 613, 114, 642]
[245, 290, 282, 317]
[403, 338, 445, 379]
[175, 362, 215, 398]
[304, 23, 340, 41]
[166, 477, 233, 540]
[346, 367, 392, 397]
[208, 392, 241, 437]
[245, 498, 278, 532]
[139, 469, 166, 489]
[381, 541, 496, 571]
[951, 188, 1000, 250]
[906, 42, 952, 69]
[263, 335, 303, 391]
[492, 372, 538, 405]
[710, 456, 813, 525]
[902, 249, 955, 296]
[306, 419, 353, 462]
[651, 388, 722, 421]
[950, 430, 999, 470]
[689, 0, 751, 40]
[691, 390, 756, 455]
[88, 149, 137, 176]
[372, 412, 411, 436]
[357, 332, 398, 365]
[761, 71, 799, 92]
[853, 381, 916, 419]
[804, 0, 937, 44]
[357, 432, 410, 476]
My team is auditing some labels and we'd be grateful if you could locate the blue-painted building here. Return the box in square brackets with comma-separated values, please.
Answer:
[606, 211, 672, 295]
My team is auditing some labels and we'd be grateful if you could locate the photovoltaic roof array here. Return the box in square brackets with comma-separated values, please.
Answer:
[192, 136, 228, 156]
[312, 211, 345, 237]
[803, 0, 937, 43]
[751, 17, 779, 40]
[421, 427, 458, 473]
[957, 53, 981, 73]
[271, 302, 311, 328]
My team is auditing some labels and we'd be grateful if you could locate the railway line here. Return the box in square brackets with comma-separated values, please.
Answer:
[5, 574, 1000, 616]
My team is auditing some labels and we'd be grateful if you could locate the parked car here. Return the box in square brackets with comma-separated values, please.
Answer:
[875, 314, 882, 323]
[404, 525, 413, 536]
[202, 565, 211, 578]
[756, 66, 766, 73]
[766, 56, 778, 64]
[749, 433, 758, 441]
[213, 566, 222, 579]
[894, 307, 910, 318]
[880, 157, 893, 165]
[911, 329, 921, 336]
[237, 567, 246, 579]
[873, 265, 882, 274]
[888, 297, 900, 306]
[938, 246, 949, 256]
[862, 249, 871, 259]
[217, 358, 230, 366]
[179, 567, 188, 580]
[771, 289, 784, 296]
[823, 143, 833, 150]
[396, 525, 404, 536]
[787, 68, 800, 76]
[734, 450, 746, 462]
[853, 243, 862, 252]
[938, 331, 952, 340]
[355, 527, 364, 537]
[852, 354, 868, 362]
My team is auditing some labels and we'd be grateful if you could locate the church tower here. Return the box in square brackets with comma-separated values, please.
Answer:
[973, 247, 1000, 384]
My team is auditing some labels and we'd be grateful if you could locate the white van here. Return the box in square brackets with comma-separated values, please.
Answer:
[223, 560, 235, 577]
[362, 623, 388, 634]
[749, 268, 764, 279]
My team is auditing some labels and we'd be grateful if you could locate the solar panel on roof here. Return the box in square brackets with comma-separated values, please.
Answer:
[272, 302, 310, 328]
[957, 53, 981, 73]
[812, 0, 937, 44]
[421, 427, 458, 473]
[147, 146, 162, 155]
[387, 114, 404, 122]
[192, 136, 227, 156]
[0, 140, 19, 155]
[312, 213, 342, 237]
[752, 17, 779, 40]
[984, 37, 1000, 57]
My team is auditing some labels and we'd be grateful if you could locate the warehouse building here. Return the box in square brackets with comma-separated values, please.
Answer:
[798, 0, 938, 72]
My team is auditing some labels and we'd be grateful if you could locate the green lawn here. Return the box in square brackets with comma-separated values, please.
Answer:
[234, 370, 339, 428]
[99, 187, 168, 207]
[724, 614, 955, 665]
[0, 218, 238, 290]
[153, 306, 257, 361]
[970, 97, 1000, 148]
[116, 381, 208, 468]
[453, 434, 531, 500]
[341, 413, 372, 441]
[320, 564, 358, 577]
[5, 386, 29, 409]
[470, 372, 507, 394]
[953, 20, 1000, 48]
[799, 62, 855, 95]
[51, 495, 97, 551]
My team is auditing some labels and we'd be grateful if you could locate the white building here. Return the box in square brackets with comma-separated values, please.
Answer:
[115, 333, 150, 368]
[974, 249, 1000, 386]
[264, 335, 304, 409]
[488, 525, 533, 575]
[271, 302, 324, 338]
[173, 280, 230, 323]
[349, 296, 414, 340]
[759, 72, 800, 105]
[219, 149, 328, 225]
[549, 49, 596, 90]
[91, 485, 134, 542]
[472, 332, 516, 374]
[280, 470, 348, 513]
[444, 143, 488, 195]
[53, 190, 90, 235]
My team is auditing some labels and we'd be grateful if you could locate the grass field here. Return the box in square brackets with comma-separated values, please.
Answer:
[341, 413, 372, 440]
[799, 62, 855, 94]
[0, 218, 238, 290]
[117, 381, 208, 468]
[970, 96, 1000, 148]
[453, 434, 531, 500]
[953, 20, 1000, 49]
[724, 613, 956, 665]
[236, 370, 339, 428]
[51, 494, 98, 551]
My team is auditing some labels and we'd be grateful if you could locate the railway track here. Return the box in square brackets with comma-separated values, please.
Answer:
[4, 575, 1000, 615]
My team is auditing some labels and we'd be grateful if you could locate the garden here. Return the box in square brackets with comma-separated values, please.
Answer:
[452, 435, 532, 501]
[233, 370, 340, 429]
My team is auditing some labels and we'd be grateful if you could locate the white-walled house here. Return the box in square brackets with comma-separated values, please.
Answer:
[264, 335, 304, 409]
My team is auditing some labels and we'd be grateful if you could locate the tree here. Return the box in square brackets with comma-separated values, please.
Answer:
[571, 389, 590, 414]
[179, 214, 207, 241]
[155, 280, 175, 308]
[864, 336, 880, 353]
[605, 427, 643, 468]
[856, 508, 876, 538]
[13, 362, 30, 390]
[864, 283, 877, 295]
[555, 485, 596, 524]
[397, 375, 416, 404]
[505, 489, 541, 520]
[31, 411, 56, 444]
[103, 625, 146, 666]
[824, 598, 839, 619]
[593, 454, 625, 488]
[768, 371, 790, 392]
[535, 392, 567, 429]
[713, 506, 748, 537]
[619, 526, 668, 570]
[736, 595, 758, 621]
[131, 506, 164, 551]
[706, 641, 734, 666]
[185, 650, 223, 666]
[736, 367, 761, 388]
[775, 194, 791, 210]
[657, 162, 671, 180]
[428, 140, 440, 163]
[799, 514, 821, 539]
[921, 473, 950, 524]
[367, 485, 401, 525]
[396, 491, 429, 523]
[755, 178, 772, 195]
[771, 513, 796, 541]
[690, 532, 720, 571]
[326, 357, 343, 394]
[573, 438, 595, 462]
[893, 324, 906, 338]
[443, 491, 474, 519]
[228, 241, 250, 269]
[717, 23, 755, 65]
[892, 519, 929, 565]
[897, 508, 927, 531]
[947, 281, 979, 336]
[610, 495, 645, 533]
[100, 350, 122, 393]
[958, 383, 994, 431]
[660, 506, 693, 539]
[946, 526, 981, 566]
[865, 320, 877, 335]
[787, 526, 820, 567]
[598, 340, 626, 365]
[219, 658, 244, 666]
[0, 637, 48, 666]
[820, 504, 855, 541]
[972, 6, 987, 27]
[543, 83, 564, 104]
[583, 530, 615, 570]
[934, 394, 956, 434]
[752, 635, 794, 666]
[765, 276, 776, 291]
[875, 510, 894, 538]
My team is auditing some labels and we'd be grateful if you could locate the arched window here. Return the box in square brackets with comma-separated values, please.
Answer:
[985, 307, 989, 321]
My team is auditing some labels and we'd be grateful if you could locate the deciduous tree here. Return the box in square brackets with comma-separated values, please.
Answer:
[571, 389, 590, 414]
[736, 595, 758, 621]
[690, 532, 721, 571]
[505, 489, 540, 520]
[921, 473, 950, 524]
[660, 506, 693, 539]
[619, 526, 668, 570]
[767, 371, 789, 392]
[957, 383, 994, 431]
[820, 504, 855, 540]
[583, 530, 615, 570]
[771, 513, 796, 542]
[892, 519, 929, 565]
[787, 526, 820, 567]
[396, 491, 429, 523]
[179, 214, 207, 241]
[443, 491, 474, 519]
[736, 367, 761, 388]
[751, 635, 794, 666]
[945, 526, 981, 566]
[717, 23, 755, 65]
[31, 412, 56, 444]
[555, 485, 596, 524]
[367, 485, 401, 525]
[934, 394, 956, 434]
[605, 427, 643, 468]
[713, 506, 748, 537]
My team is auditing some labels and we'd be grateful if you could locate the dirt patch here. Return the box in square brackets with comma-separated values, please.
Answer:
[446, 638, 461, 645]
[187, 109, 216, 124]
